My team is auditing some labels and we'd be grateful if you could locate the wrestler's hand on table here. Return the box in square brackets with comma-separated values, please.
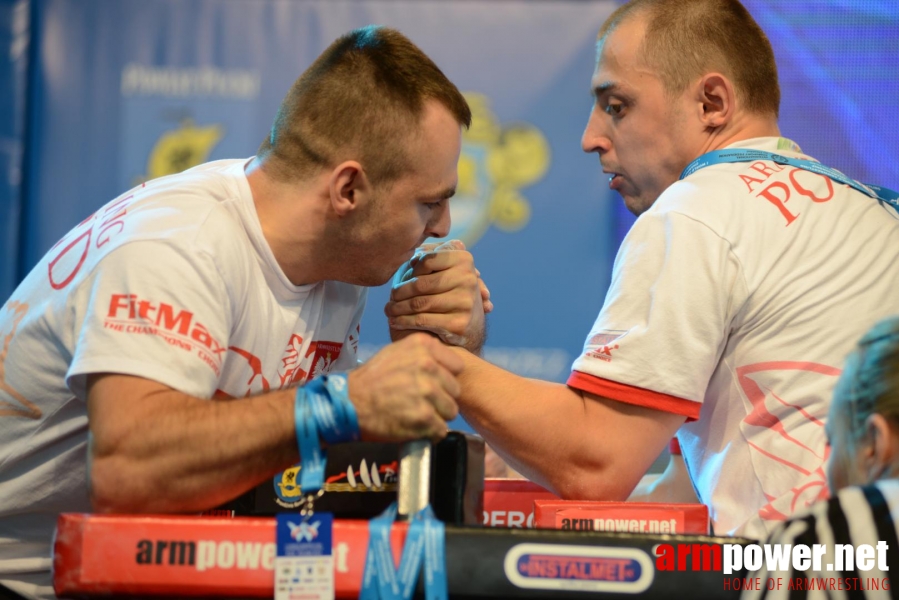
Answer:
[347, 332, 463, 443]
[385, 239, 492, 354]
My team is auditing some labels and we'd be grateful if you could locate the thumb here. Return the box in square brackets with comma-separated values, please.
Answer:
[435, 239, 466, 252]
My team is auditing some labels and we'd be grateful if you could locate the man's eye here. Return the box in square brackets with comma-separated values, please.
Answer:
[605, 102, 625, 117]
[425, 200, 443, 209]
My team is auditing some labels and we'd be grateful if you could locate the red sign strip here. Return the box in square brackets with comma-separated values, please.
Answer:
[54, 514, 409, 598]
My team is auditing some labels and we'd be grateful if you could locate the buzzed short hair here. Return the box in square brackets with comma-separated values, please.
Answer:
[600, 0, 780, 117]
[259, 26, 471, 184]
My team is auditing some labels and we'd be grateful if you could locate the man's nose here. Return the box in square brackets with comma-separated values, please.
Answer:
[581, 109, 611, 154]
[427, 203, 452, 239]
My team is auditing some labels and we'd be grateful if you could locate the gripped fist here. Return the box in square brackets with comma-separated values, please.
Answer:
[347, 333, 464, 443]
[385, 240, 492, 353]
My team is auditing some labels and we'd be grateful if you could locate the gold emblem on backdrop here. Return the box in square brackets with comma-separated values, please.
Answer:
[452, 92, 551, 247]
[134, 92, 552, 250]
[141, 119, 224, 183]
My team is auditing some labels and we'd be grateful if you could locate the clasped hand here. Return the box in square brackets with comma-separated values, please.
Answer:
[384, 239, 492, 353]
[348, 240, 491, 443]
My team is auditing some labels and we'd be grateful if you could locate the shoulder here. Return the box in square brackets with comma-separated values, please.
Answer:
[102, 160, 253, 258]
[63, 161, 256, 294]
[624, 183, 737, 251]
[650, 173, 744, 228]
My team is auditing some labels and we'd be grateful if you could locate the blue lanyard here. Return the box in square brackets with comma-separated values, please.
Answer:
[680, 149, 899, 211]
[295, 374, 360, 495]
[295, 386, 325, 495]
[360, 503, 448, 600]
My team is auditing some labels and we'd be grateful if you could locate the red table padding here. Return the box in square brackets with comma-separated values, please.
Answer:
[534, 500, 709, 535]
[54, 513, 409, 598]
[482, 478, 559, 528]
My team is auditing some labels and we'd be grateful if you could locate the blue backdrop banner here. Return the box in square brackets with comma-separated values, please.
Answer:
[16, 0, 620, 396]
[5, 1, 899, 417]
[0, 0, 28, 301]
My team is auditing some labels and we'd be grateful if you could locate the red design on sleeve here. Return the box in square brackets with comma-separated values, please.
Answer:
[228, 346, 270, 395]
[48, 194, 138, 290]
[48, 228, 92, 290]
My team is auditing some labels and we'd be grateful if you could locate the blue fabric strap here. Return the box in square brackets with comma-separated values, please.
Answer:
[323, 374, 360, 444]
[294, 373, 361, 494]
[680, 149, 899, 210]
[361, 502, 448, 600]
[294, 386, 326, 494]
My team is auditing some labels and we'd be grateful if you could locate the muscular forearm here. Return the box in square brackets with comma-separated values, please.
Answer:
[454, 350, 683, 500]
[455, 353, 616, 497]
[89, 377, 297, 514]
[87, 334, 464, 514]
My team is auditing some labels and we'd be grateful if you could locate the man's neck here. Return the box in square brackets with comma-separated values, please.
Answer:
[698, 113, 781, 156]
[244, 157, 330, 286]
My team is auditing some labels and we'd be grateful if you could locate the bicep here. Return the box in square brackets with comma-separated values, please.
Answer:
[577, 391, 686, 497]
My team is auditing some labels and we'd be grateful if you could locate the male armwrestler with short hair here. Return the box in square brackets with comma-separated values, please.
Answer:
[0, 26, 487, 599]
[390, 0, 899, 539]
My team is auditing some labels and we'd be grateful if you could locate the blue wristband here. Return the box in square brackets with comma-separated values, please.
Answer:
[294, 374, 362, 495]
[325, 374, 360, 443]
[294, 386, 326, 494]
[306, 374, 360, 444]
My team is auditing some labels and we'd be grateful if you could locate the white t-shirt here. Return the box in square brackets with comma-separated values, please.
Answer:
[569, 137, 899, 539]
[0, 159, 366, 598]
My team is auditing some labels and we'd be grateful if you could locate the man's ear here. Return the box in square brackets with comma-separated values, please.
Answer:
[328, 161, 371, 216]
[694, 72, 735, 130]
[863, 413, 899, 481]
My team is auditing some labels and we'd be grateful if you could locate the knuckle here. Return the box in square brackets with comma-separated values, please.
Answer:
[418, 357, 438, 374]
[391, 285, 411, 302]
[421, 380, 438, 398]
[446, 403, 459, 420]
[417, 275, 436, 293]
[410, 295, 430, 312]
[450, 316, 468, 333]
[413, 406, 434, 428]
